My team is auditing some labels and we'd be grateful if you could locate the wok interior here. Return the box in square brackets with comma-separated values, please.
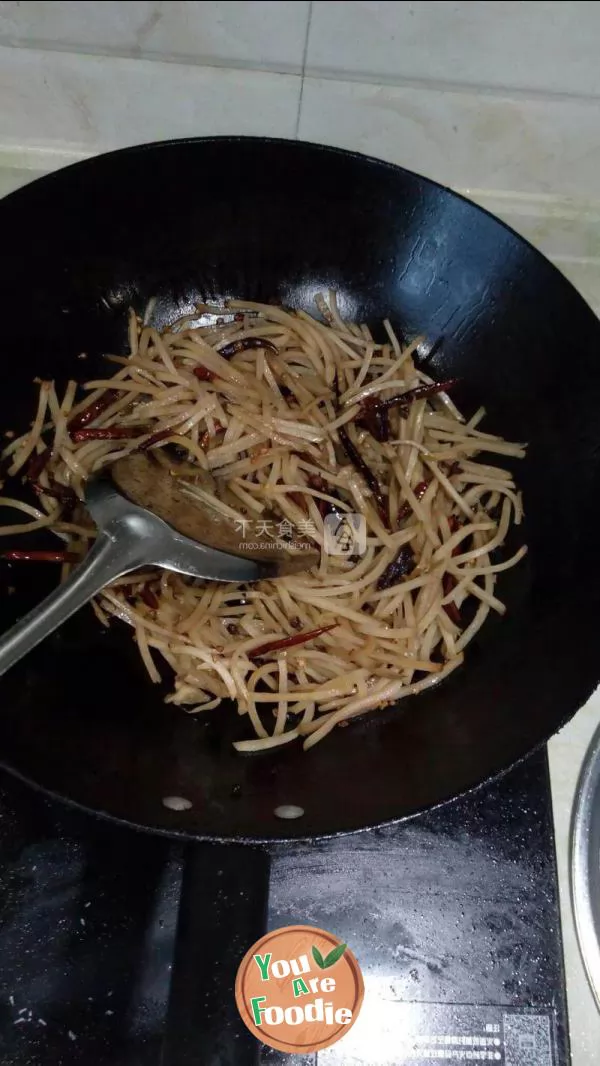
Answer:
[1, 137, 600, 841]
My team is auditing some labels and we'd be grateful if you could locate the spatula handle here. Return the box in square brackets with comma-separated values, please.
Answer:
[0, 531, 143, 678]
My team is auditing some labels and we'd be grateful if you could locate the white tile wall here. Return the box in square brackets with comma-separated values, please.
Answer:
[307, 1, 600, 96]
[297, 75, 600, 199]
[0, 2, 599, 205]
[0, 2, 311, 73]
[0, 5, 598, 347]
[0, 44, 301, 157]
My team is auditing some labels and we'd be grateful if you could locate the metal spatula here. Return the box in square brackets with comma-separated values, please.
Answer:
[0, 453, 318, 678]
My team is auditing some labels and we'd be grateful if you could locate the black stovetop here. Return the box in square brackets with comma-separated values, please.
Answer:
[0, 749, 567, 1066]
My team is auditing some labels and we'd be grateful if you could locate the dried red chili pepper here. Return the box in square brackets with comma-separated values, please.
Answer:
[140, 585, 159, 610]
[0, 549, 79, 563]
[250, 623, 338, 659]
[397, 479, 429, 524]
[287, 490, 309, 514]
[305, 473, 347, 521]
[193, 366, 215, 382]
[377, 378, 459, 417]
[305, 472, 331, 518]
[218, 337, 278, 359]
[307, 473, 328, 493]
[334, 375, 388, 526]
[200, 419, 225, 451]
[376, 406, 391, 443]
[26, 446, 52, 481]
[70, 426, 149, 443]
[376, 545, 416, 591]
[356, 395, 391, 443]
[31, 479, 77, 505]
[338, 423, 388, 525]
[139, 428, 175, 451]
[68, 389, 120, 433]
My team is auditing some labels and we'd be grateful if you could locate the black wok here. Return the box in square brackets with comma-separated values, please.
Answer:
[0, 137, 599, 1064]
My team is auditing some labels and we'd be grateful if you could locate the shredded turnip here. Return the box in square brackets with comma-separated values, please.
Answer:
[0, 294, 526, 752]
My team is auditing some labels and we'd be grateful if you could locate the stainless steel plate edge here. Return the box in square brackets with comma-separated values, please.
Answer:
[570, 718, 600, 1013]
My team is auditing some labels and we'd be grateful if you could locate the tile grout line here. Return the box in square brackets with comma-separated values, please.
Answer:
[2, 39, 600, 108]
[298, 65, 600, 107]
[0, 38, 305, 79]
[294, 1, 313, 139]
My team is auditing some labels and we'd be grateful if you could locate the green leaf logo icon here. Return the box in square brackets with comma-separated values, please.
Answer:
[323, 942, 347, 968]
[312, 945, 326, 969]
[312, 942, 347, 969]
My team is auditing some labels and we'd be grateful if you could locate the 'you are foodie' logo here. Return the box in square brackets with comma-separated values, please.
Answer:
[235, 925, 364, 1054]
